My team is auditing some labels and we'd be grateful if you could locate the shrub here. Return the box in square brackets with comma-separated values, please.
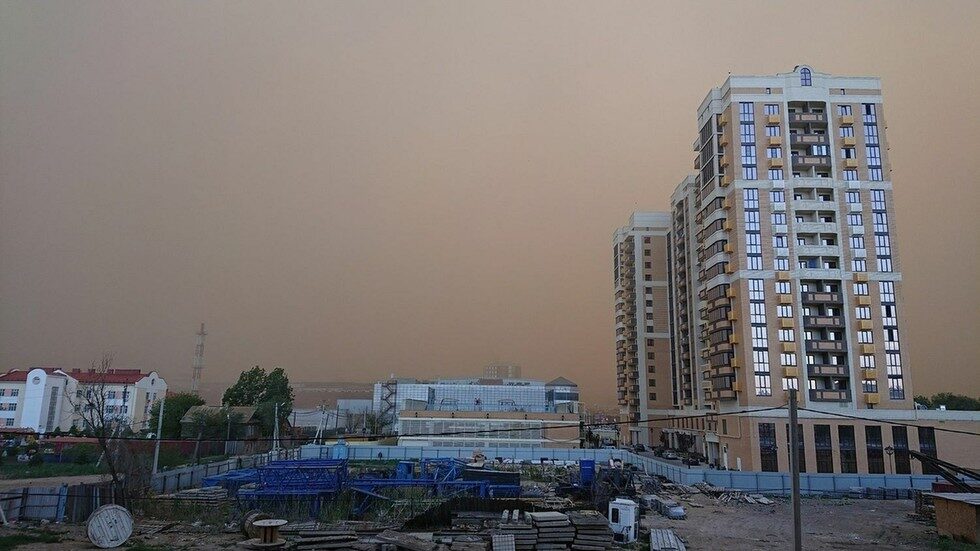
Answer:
[63, 443, 98, 465]
[28, 453, 44, 466]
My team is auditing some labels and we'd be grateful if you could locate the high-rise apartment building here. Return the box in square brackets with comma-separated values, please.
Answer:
[671, 65, 909, 414]
[613, 212, 672, 446]
[619, 67, 978, 474]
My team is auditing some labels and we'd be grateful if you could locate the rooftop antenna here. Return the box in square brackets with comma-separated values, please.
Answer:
[190, 322, 207, 394]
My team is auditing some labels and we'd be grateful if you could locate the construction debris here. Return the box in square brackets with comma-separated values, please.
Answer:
[527, 511, 575, 550]
[649, 529, 686, 551]
[376, 530, 439, 551]
[292, 529, 360, 550]
[496, 510, 536, 551]
[449, 534, 488, 551]
[158, 485, 229, 506]
[567, 510, 614, 550]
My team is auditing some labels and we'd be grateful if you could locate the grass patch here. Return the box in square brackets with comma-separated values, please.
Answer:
[0, 530, 62, 550]
[0, 462, 105, 480]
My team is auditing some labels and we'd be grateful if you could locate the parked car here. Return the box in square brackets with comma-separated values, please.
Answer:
[634, 444, 646, 452]
[662, 450, 680, 460]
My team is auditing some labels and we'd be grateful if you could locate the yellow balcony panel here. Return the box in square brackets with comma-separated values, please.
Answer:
[778, 295, 793, 304]
[726, 287, 737, 299]
[769, 157, 784, 168]
[858, 320, 873, 331]
[782, 342, 797, 353]
[843, 158, 859, 169]
[839, 115, 855, 126]
[783, 366, 800, 378]
[776, 271, 791, 281]
[864, 393, 880, 405]
[721, 174, 733, 187]
[729, 334, 739, 345]
[842, 136, 857, 147]
[857, 296, 871, 306]
[723, 221, 734, 232]
[720, 111, 730, 126]
[766, 114, 780, 125]
[720, 155, 731, 168]
[854, 273, 869, 282]
[861, 368, 878, 380]
[723, 243, 734, 254]
[860, 344, 876, 354]
[724, 264, 735, 275]
[719, 133, 730, 147]
[780, 318, 794, 329]
[727, 311, 738, 321]
[723, 198, 732, 210]
[731, 381, 741, 392]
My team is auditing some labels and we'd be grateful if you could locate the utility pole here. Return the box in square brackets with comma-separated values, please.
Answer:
[152, 396, 165, 476]
[224, 406, 232, 457]
[190, 323, 207, 395]
[273, 402, 281, 454]
[789, 388, 802, 551]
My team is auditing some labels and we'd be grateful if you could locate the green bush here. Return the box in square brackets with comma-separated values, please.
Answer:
[28, 453, 44, 466]
[62, 443, 98, 464]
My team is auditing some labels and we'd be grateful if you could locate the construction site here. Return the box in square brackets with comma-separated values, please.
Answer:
[0, 440, 974, 551]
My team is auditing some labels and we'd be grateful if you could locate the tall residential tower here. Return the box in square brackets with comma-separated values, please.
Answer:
[613, 212, 673, 446]
[619, 67, 976, 475]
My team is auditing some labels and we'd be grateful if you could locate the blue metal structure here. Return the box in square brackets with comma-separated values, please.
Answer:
[236, 459, 348, 517]
[207, 456, 519, 519]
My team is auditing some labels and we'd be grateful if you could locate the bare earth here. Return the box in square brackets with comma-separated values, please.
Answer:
[1, 495, 947, 550]
[0, 474, 110, 490]
[643, 494, 942, 550]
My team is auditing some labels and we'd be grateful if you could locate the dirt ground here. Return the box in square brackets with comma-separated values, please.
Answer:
[643, 494, 950, 550]
[0, 495, 959, 550]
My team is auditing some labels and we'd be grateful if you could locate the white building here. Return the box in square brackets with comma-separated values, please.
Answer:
[0, 367, 167, 434]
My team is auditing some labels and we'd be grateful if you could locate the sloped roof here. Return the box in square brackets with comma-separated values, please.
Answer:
[545, 377, 577, 387]
[181, 405, 260, 424]
[0, 368, 68, 382]
[69, 368, 151, 384]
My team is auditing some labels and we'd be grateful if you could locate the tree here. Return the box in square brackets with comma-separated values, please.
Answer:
[67, 353, 126, 486]
[148, 392, 205, 439]
[364, 412, 393, 436]
[916, 393, 980, 411]
[223, 366, 295, 436]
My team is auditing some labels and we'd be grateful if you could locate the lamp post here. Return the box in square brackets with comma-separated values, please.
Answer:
[885, 445, 895, 475]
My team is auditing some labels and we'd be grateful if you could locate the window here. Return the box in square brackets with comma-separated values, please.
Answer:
[892, 426, 911, 474]
[847, 213, 863, 226]
[743, 188, 759, 209]
[871, 189, 886, 210]
[838, 105, 852, 116]
[855, 306, 871, 320]
[865, 426, 885, 474]
[842, 169, 858, 181]
[814, 425, 834, 473]
[773, 235, 788, 248]
[777, 305, 792, 318]
[800, 68, 812, 86]
[743, 166, 758, 180]
[3, 419, 12, 427]
[764, 104, 779, 115]
[918, 427, 939, 475]
[768, 168, 784, 180]
[765, 125, 781, 137]
[776, 281, 791, 294]
[772, 212, 786, 225]
[852, 259, 867, 272]
[781, 353, 797, 366]
[858, 330, 874, 344]
[839, 425, 857, 473]
[10, 389, 17, 397]
[778, 329, 795, 342]
[878, 258, 893, 272]
[739, 101, 755, 122]
[880, 281, 895, 302]
[770, 189, 785, 203]
[775, 257, 789, 270]
[748, 279, 765, 301]
[759, 423, 779, 472]
[840, 126, 854, 137]
[850, 235, 865, 249]
[853, 282, 869, 296]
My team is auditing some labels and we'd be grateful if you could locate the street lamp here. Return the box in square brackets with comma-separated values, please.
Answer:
[884, 445, 894, 474]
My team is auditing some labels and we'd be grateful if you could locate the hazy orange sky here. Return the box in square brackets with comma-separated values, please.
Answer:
[1, 1, 978, 406]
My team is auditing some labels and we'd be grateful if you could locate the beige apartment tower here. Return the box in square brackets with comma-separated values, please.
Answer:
[613, 212, 673, 446]
[623, 66, 978, 474]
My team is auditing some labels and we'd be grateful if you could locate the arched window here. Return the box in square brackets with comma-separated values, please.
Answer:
[800, 67, 812, 86]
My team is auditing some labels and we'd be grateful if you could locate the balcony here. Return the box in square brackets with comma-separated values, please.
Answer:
[804, 315, 845, 328]
[802, 291, 842, 304]
[805, 340, 847, 352]
[842, 136, 857, 147]
[789, 112, 828, 124]
[861, 368, 878, 380]
[808, 364, 849, 377]
[809, 388, 851, 402]
[790, 133, 829, 146]
[792, 155, 832, 169]
[715, 388, 737, 401]
[843, 158, 859, 169]
[768, 157, 784, 168]
[767, 135, 783, 147]
[839, 115, 854, 126]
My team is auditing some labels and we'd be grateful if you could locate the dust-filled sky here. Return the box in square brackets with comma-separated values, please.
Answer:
[1, 1, 978, 406]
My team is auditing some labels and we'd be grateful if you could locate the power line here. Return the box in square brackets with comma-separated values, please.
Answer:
[797, 407, 980, 437]
[21, 406, 787, 444]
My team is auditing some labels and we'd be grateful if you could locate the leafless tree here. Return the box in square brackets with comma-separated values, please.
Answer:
[67, 352, 126, 487]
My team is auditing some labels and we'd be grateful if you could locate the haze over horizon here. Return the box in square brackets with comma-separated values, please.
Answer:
[2, 1, 978, 406]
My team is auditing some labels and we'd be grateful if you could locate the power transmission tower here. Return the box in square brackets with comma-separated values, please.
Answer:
[191, 322, 207, 394]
